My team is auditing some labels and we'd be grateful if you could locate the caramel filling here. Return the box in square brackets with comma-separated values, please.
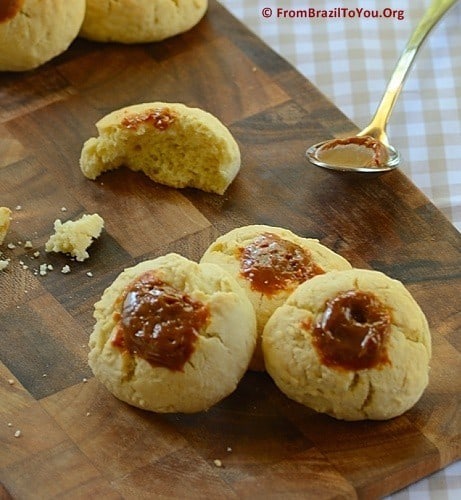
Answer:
[113, 271, 209, 371]
[311, 290, 391, 370]
[238, 232, 324, 295]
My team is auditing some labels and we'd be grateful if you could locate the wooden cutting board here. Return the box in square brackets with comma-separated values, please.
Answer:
[0, 2, 459, 498]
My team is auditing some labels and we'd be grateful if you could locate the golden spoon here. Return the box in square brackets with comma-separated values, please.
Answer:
[306, 0, 459, 173]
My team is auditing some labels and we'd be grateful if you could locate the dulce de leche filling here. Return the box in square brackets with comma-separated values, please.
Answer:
[121, 107, 177, 131]
[238, 232, 324, 296]
[0, 0, 24, 23]
[316, 136, 389, 168]
[112, 271, 210, 371]
[311, 290, 391, 370]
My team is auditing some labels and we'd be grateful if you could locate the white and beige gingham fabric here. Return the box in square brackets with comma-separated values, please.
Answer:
[219, 0, 461, 497]
[220, 0, 461, 232]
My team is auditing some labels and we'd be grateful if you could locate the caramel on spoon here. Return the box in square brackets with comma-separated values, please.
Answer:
[306, 0, 458, 173]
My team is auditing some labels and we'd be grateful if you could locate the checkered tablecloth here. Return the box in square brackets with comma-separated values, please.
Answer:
[219, 0, 461, 497]
[220, 0, 461, 232]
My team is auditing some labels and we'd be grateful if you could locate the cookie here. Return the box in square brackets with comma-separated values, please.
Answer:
[200, 225, 352, 370]
[88, 253, 257, 413]
[0, 0, 85, 71]
[80, 102, 241, 195]
[79, 0, 208, 43]
[262, 269, 432, 420]
[0, 207, 12, 245]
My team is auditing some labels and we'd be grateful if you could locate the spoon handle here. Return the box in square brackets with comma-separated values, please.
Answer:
[358, 0, 459, 144]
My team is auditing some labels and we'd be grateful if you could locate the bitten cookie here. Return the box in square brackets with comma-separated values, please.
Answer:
[200, 225, 352, 370]
[88, 253, 257, 413]
[0, 0, 85, 71]
[80, 0, 208, 43]
[80, 102, 241, 195]
[262, 269, 432, 421]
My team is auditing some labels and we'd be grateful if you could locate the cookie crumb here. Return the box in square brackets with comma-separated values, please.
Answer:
[7, 379, 15, 385]
[0, 260, 9, 271]
[45, 213, 104, 262]
[14, 430, 21, 438]
[7, 243, 16, 250]
[15, 205, 22, 211]
[86, 271, 93, 277]
[39, 263, 48, 276]
[226, 446, 232, 453]
[61, 265, 71, 274]
[213, 459, 223, 468]
[24, 240, 33, 248]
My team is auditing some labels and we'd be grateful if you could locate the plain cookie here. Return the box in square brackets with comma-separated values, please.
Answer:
[80, 0, 208, 43]
[200, 225, 352, 370]
[0, 0, 85, 71]
[88, 253, 257, 413]
[262, 269, 432, 420]
[80, 102, 241, 195]
[0, 207, 12, 245]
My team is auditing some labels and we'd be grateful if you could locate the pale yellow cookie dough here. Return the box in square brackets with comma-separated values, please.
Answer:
[80, 0, 208, 43]
[0, 207, 12, 245]
[80, 102, 241, 195]
[88, 253, 257, 413]
[200, 225, 352, 370]
[0, 0, 85, 71]
[263, 269, 432, 421]
[45, 213, 104, 262]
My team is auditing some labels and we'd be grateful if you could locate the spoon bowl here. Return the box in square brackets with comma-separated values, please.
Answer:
[306, 140, 400, 174]
[306, 0, 458, 174]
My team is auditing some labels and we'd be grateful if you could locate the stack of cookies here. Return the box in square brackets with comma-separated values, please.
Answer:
[89, 224, 431, 420]
[0, 0, 208, 71]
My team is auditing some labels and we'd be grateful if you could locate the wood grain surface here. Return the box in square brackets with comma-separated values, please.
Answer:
[0, 2, 460, 498]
